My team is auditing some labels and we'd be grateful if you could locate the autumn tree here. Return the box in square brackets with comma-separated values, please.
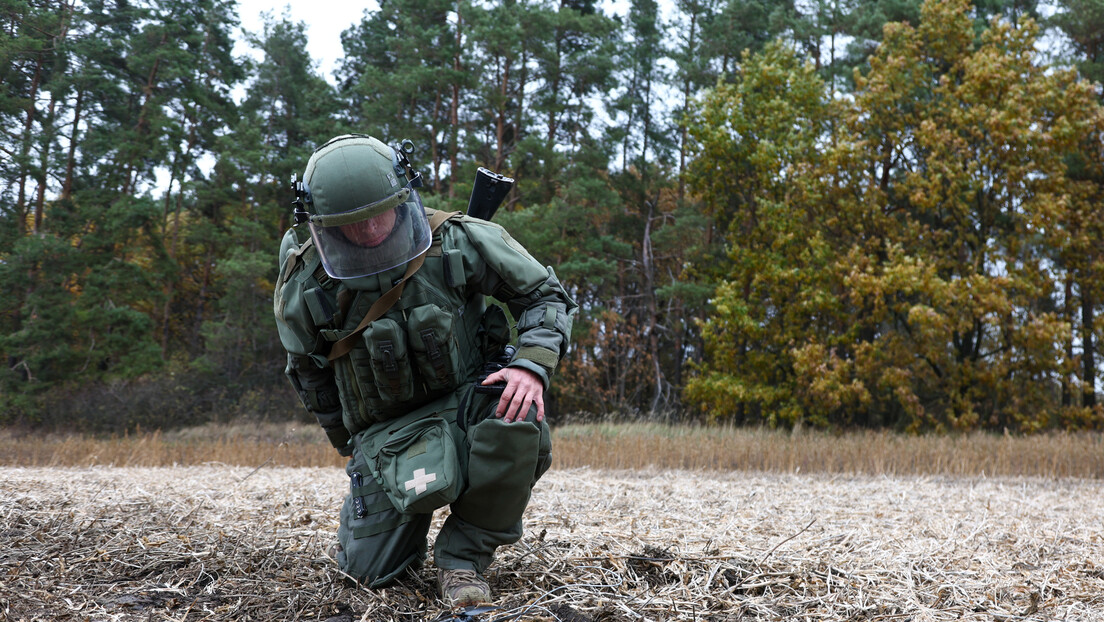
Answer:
[686, 0, 1102, 431]
[683, 41, 833, 425]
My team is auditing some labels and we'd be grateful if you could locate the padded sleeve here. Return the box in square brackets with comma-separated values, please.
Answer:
[450, 218, 577, 387]
[286, 354, 350, 455]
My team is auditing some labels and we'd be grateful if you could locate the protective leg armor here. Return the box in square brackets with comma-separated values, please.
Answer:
[435, 391, 551, 571]
[337, 449, 432, 587]
[336, 386, 551, 583]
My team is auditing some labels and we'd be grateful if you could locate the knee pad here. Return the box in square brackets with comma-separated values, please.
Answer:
[451, 406, 543, 532]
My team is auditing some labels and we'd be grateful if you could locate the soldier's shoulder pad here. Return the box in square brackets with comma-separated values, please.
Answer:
[452, 215, 547, 292]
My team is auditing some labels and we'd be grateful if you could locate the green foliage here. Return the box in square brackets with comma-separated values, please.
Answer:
[338, 0, 465, 195]
[3, 0, 1103, 433]
[685, 0, 1104, 432]
[683, 41, 832, 425]
[198, 242, 279, 379]
[0, 195, 166, 392]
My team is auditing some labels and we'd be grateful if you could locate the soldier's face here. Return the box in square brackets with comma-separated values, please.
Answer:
[341, 208, 397, 247]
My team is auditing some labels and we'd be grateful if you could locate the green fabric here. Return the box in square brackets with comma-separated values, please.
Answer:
[309, 187, 409, 226]
[435, 399, 551, 573]
[275, 210, 577, 434]
[450, 417, 539, 531]
[513, 345, 560, 372]
[336, 385, 554, 578]
[459, 218, 549, 293]
[337, 449, 431, 587]
[303, 134, 400, 217]
[274, 241, 322, 356]
[276, 204, 574, 581]
[373, 416, 463, 514]
[352, 393, 465, 513]
[363, 318, 413, 403]
[352, 514, 415, 539]
[434, 514, 522, 574]
[304, 287, 336, 325]
[444, 248, 464, 288]
[407, 304, 461, 390]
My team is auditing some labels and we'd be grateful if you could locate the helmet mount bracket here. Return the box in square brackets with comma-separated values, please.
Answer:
[393, 139, 424, 189]
[290, 174, 311, 226]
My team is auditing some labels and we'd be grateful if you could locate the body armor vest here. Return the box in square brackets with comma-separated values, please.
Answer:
[275, 214, 511, 436]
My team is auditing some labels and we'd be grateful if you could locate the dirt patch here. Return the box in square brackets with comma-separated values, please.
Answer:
[1, 466, 1101, 620]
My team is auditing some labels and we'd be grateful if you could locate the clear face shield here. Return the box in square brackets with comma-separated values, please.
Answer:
[308, 183, 432, 279]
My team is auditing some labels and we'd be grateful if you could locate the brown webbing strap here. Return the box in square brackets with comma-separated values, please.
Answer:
[327, 210, 458, 361]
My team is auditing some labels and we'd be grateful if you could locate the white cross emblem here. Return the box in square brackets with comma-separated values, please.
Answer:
[404, 468, 437, 495]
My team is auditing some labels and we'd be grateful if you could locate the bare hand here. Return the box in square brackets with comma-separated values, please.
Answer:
[481, 367, 544, 423]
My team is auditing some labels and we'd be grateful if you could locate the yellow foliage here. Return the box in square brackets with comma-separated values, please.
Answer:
[685, 0, 1104, 432]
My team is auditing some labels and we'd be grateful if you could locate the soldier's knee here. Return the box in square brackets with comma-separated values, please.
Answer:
[450, 411, 550, 531]
[507, 403, 553, 482]
[337, 455, 431, 586]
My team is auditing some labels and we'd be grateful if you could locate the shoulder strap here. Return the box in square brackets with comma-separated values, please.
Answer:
[327, 210, 459, 361]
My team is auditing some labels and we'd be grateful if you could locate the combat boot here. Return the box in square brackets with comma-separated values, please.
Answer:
[438, 567, 491, 607]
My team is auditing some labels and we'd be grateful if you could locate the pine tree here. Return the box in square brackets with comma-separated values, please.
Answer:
[0, 0, 78, 237]
[1050, 0, 1104, 415]
[339, 0, 469, 196]
[239, 12, 341, 210]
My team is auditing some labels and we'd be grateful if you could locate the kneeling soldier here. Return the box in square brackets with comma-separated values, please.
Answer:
[273, 134, 575, 608]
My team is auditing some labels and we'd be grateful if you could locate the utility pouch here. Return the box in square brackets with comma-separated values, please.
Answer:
[407, 304, 461, 391]
[363, 319, 414, 404]
[369, 415, 463, 515]
[304, 287, 336, 325]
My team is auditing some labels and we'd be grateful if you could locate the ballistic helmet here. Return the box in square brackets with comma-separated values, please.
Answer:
[301, 134, 431, 279]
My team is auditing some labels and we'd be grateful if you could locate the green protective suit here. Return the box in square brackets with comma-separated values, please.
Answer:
[274, 208, 576, 586]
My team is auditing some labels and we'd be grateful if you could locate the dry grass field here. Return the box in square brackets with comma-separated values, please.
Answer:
[2, 425, 1103, 621]
[3, 422, 1103, 478]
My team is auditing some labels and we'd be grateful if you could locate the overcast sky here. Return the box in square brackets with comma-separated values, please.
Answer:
[232, 0, 635, 83]
[233, 0, 380, 81]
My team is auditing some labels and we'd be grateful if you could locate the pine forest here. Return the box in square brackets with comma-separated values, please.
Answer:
[3, 0, 1104, 434]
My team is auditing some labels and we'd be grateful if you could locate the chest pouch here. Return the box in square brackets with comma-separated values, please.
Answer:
[406, 304, 461, 392]
[362, 318, 414, 404]
[358, 413, 463, 515]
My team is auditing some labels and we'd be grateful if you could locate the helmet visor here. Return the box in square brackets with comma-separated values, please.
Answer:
[308, 184, 432, 279]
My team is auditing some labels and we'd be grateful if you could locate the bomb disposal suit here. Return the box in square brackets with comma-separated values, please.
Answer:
[273, 134, 575, 589]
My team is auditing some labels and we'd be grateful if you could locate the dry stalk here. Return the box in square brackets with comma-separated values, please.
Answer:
[1, 466, 1102, 621]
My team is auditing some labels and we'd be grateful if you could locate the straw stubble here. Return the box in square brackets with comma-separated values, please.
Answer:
[1, 466, 1101, 621]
